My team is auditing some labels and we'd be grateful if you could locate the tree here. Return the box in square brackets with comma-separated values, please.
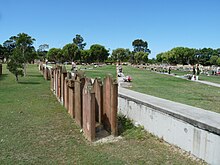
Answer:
[47, 48, 62, 62]
[132, 39, 151, 53]
[38, 44, 49, 52]
[156, 47, 220, 65]
[134, 51, 149, 64]
[169, 47, 195, 65]
[5, 33, 36, 76]
[89, 44, 109, 63]
[148, 58, 156, 64]
[73, 34, 86, 50]
[196, 48, 217, 65]
[209, 55, 219, 65]
[80, 49, 90, 63]
[111, 48, 130, 63]
[0, 44, 6, 61]
[217, 57, 220, 66]
[3, 39, 16, 61]
[37, 44, 49, 61]
[156, 47, 196, 65]
[23, 46, 37, 64]
[7, 49, 24, 82]
[156, 53, 163, 62]
[62, 43, 79, 62]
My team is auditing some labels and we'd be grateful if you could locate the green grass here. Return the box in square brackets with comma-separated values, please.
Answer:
[63, 64, 117, 79]
[123, 66, 220, 113]
[171, 69, 220, 84]
[79, 64, 219, 113]
[0, 64, 204, 164]
[171, 69, 191, 76]
[82, 65, 117, 79]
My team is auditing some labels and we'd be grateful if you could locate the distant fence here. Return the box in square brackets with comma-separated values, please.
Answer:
[39, 63, 118, 142]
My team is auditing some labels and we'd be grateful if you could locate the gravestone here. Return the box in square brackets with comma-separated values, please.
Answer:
[68, 79, 75, 118]
[103, 75, 118, 136]
[82, 78, 95, 142]
[57, 66, 61, 101]
[50, 68, 54, 91]
[61, 66, 67, 104]
[74, 76, 82, 127]
[93, 78, 103, 125]
[64, 77, 69, 110]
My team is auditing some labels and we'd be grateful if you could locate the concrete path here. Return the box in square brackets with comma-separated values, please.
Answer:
[197, 80, 220, 88]
[117, 74, 220, 135]
[119, 86, 220, 135]
[173, 73, 220, 88]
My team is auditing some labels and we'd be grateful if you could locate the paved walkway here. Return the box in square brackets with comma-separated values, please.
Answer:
[197, 80, 220, 88]
[117, 74, 220, 135]
[118, 86, 220, 135]
[118, 73, 220, 88]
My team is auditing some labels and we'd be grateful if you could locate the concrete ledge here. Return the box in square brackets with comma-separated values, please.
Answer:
[119, 87, 220, 135]
[118, 87, 220, 164]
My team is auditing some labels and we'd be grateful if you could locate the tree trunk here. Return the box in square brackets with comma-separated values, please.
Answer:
[22, 48, 27, 77]
[15, 74, 18, 82]
[24, 63, 27, 77]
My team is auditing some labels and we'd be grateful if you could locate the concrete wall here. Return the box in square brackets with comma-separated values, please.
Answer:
[118, 87, 220, 165]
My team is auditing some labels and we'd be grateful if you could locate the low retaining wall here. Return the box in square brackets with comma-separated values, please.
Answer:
[118, 87, 220, 165]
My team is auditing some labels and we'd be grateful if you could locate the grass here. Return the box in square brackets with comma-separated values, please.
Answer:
[171, 69, 220, 84]
[82, 65, 117, 79]
[0, 64, 204, 164]
[78, 64, 219, 113]
[123, 66, 220, 113]
[64, 64, 117, 80]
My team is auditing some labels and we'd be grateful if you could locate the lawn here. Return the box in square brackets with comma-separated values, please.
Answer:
[122, 66, 220, 113]
[171, 69, 220, 84]
[81, 65, 220, 113]
[65, 64, 117, 79]
[0, 64, 204, 164]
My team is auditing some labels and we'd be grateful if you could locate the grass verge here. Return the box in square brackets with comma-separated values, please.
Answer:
[123, 66, 220, 113]
[171, 69, 220, 84]
[0, 64, 204, 164]
[82, 65, 220, 113]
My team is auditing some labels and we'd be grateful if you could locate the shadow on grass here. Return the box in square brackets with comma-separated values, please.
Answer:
[28, 74, 43, 78]
[18, 81, 41, 85]
[0, 74, 8, 81]
[117, 114, 134, 135]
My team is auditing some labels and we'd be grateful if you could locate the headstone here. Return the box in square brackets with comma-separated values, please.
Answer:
[61, 66, 67, 105]
[103, 75, 118, 136]
[93, 78, 103, 124]
[74, 76, 82, 127]
[64, 78, 69, 110]
[50, 68, 54, 91]
[82, 78, 95, 142]
[68, 79, 75, 118]
[57, 66, 61, 101]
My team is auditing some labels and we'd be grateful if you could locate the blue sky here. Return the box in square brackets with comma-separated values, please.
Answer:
[0, 0, 220, 58]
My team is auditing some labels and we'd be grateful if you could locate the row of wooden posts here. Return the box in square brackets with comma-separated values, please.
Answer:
[39, 63, 118, 142]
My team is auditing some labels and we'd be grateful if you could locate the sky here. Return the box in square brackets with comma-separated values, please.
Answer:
[0, 0, 220, 58]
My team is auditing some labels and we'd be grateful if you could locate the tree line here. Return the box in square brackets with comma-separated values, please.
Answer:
[46, 36, 150, 64]
[1, 32, 220, 82]
[0, 32, 150, 81]
[156, 47, 220, 66]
